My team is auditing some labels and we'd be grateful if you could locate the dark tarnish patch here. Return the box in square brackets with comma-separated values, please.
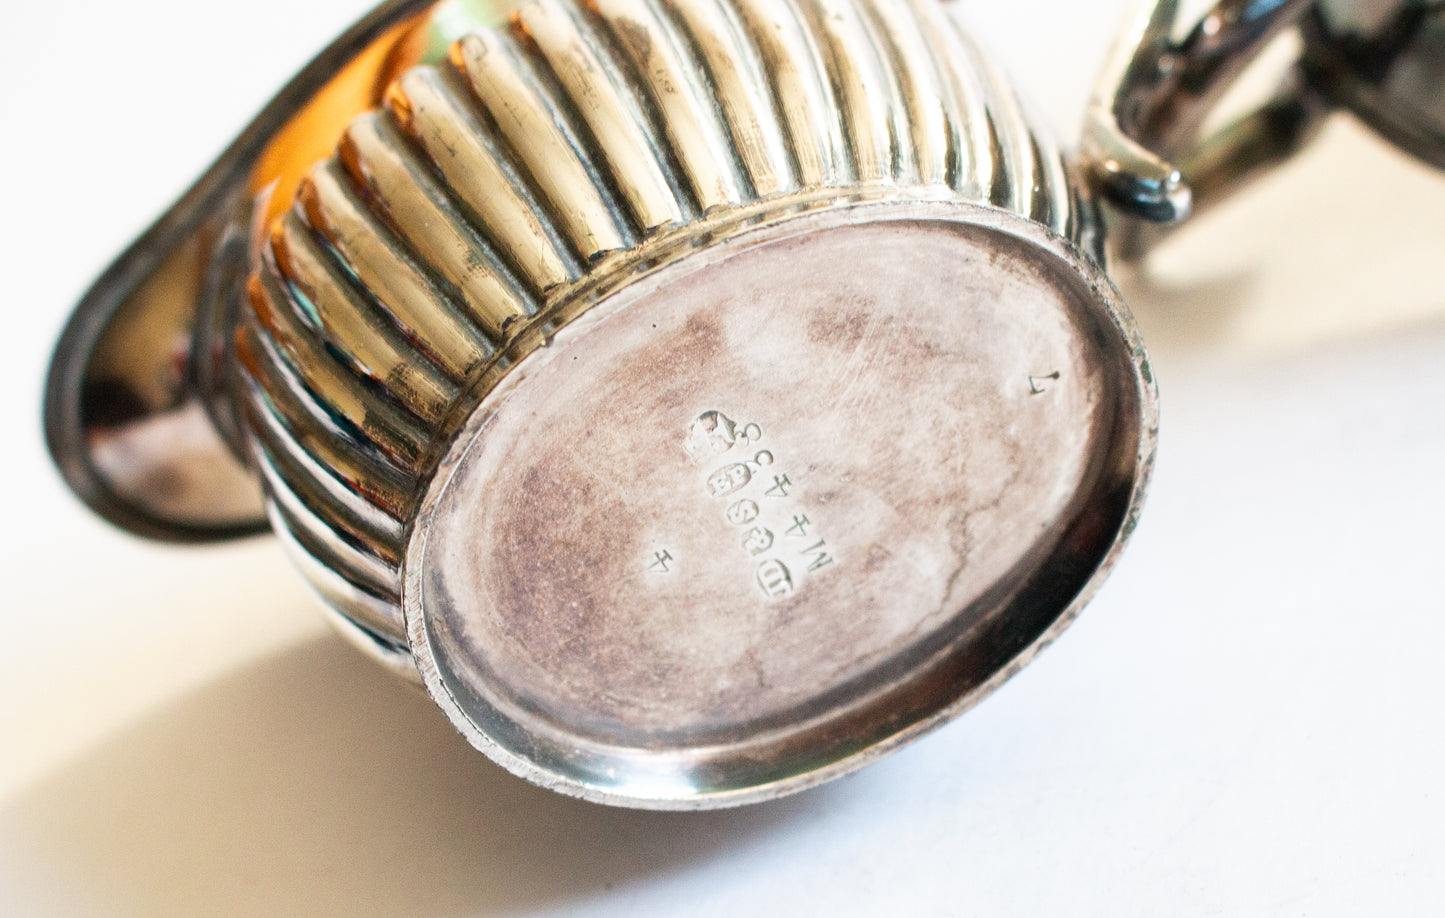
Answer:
[803, 292, 873, 348]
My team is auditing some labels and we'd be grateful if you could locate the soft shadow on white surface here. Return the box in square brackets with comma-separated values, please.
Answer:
[5, 272, 1445, 918]
[0, 636, 835, 918]
[1114, 116, 1445, 358]
[1117, 265, 1263, 354]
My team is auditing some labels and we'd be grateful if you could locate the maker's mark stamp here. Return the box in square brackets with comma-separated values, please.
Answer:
[686, 410, 839, 601]
[707, 463, 752, 498]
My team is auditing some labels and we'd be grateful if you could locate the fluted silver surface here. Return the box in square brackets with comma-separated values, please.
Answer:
[235, 0, 1081, 663]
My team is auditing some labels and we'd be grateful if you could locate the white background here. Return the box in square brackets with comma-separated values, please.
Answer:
[2, 1, 1443, 915]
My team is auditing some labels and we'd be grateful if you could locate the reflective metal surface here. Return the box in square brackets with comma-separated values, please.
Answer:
[1304, 0, 1445, 168]
[1087, 0, 1445, 239]
[211, 0, 1110, 666]
[1085, 0, 1323, 227]
[47, 0, 1158, 807]
[45, 0, 503, 541]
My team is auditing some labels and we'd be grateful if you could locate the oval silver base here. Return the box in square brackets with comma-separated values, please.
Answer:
[406, 200, 1156, 809]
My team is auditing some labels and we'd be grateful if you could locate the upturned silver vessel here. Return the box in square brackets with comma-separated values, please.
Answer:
[45, 0, 1443, 808]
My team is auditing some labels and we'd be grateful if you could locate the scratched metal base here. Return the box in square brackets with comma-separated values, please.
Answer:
[406, 199, 1155, 809]
[45, 0, 1161, 808]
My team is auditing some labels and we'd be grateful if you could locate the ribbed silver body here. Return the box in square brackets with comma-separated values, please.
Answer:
[233, 0, 1087, 671]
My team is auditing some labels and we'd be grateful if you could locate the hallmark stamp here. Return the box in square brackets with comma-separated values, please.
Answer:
[742, 527, 775, 556]
[684, 410, 737, 462]
[686, 410, 840, 600]
[707, 463, 752, 498]
[727, 499, 760, 525]
[756, 560, 795, 599]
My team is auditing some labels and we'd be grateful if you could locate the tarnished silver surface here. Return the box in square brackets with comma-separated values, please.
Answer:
[47, 0, 1158, 807]
[232, 0, 1090, 672]
[410, 201, 1150, 807]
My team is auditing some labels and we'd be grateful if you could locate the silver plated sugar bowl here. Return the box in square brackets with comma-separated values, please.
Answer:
[50, 0, 1437, 809]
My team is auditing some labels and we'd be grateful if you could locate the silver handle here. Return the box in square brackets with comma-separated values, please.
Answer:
[1084, 0, 1325, 239]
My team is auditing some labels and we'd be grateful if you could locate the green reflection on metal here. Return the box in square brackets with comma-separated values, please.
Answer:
[418, 0, 522, 64]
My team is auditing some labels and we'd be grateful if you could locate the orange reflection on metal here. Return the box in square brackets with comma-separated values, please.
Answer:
[249, 14, 430, 228]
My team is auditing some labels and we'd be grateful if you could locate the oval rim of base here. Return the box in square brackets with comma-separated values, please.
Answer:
[403, 194, 1157, 810]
